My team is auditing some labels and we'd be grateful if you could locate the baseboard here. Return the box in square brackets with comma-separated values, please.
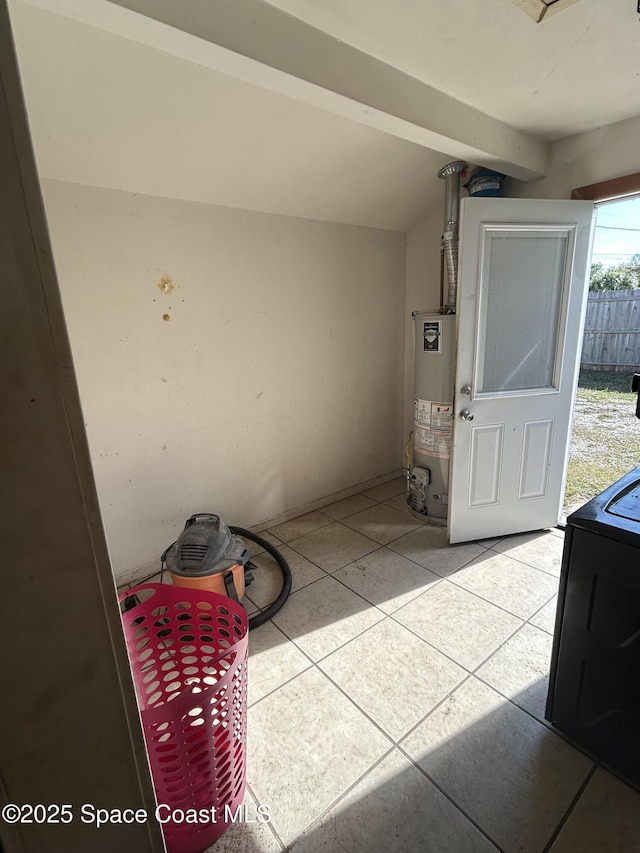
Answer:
[250, 469, 404, 533]
[116, 558, 161, 589]
[114, 469, 404, 585]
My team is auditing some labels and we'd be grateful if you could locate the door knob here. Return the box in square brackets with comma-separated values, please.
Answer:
[461, 385, 472, 396]
[460, 409, 474, 421]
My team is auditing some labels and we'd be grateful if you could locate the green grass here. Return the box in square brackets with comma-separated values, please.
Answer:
[564, 370, 639, 510]
[565, 454, 639, 505]
[577, 369, 635, 394]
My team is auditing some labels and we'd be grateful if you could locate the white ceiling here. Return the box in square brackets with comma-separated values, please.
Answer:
[9, 2, 450, 231]
[8, 0, 640, 230]
[260, 0, 640, 141]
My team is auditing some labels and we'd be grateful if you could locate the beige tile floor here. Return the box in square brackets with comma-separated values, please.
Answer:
[131, 478, 640, 853]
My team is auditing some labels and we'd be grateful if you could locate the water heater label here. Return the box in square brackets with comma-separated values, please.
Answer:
[423, 321, 441, 353]
[414, 398, 452, 459]
[431, 403, 453, 431]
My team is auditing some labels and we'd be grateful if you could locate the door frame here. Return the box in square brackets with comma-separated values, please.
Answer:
[571, 172, 640, 202]
[560, 172, 640, 521]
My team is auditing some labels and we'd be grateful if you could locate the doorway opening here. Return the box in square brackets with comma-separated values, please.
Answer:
[563, 193, 640, 516]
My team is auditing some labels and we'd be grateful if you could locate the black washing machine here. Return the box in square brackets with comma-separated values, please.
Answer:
[546, 465, 640, 790]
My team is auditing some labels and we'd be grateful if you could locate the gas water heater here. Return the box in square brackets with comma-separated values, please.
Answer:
[407, 160, 464, 523]
[409, 312, 455, 521]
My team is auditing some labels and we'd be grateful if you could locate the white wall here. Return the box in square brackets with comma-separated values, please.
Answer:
[403, 207, 443, 439]
[9, 0, 449, 233]
[508, 114, 640, 199]
[42, 180, 406, 578]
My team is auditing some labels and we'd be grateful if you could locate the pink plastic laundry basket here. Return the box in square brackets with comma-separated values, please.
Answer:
[119, 583, 248, 853]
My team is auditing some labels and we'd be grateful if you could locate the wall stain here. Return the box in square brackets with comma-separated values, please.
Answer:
[162, 314, 171, 322]
[158, 275, 176, 294]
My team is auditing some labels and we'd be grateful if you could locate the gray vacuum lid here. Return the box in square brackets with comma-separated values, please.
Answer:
[165, 513, 249, 577]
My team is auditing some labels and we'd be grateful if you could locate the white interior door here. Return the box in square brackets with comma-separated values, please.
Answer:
[448, 197, 594, 544]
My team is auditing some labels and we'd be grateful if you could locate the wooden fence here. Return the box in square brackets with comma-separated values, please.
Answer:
[580, 289, 640, 372]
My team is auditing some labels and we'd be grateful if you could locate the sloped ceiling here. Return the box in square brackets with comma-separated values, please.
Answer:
[8, 0, 640, 230]
[9, 2, 450, 231]
[261, 0, 639, 140]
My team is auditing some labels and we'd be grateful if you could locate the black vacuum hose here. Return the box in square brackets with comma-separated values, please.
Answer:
[129, 524, 292, 630]
[229, 526, 292, 630]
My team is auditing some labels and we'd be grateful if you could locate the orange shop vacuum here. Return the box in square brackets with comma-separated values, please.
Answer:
[160, 512, 292, 630]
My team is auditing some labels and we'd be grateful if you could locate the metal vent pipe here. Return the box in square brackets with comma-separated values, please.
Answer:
[438, 160, 466, 313]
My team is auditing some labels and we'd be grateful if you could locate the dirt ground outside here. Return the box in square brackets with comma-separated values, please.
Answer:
[564, 370, 640, 517]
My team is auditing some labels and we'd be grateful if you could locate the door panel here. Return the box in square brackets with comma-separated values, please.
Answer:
[469, 424, 503, 507]
[449, 198, 594, 544]
[519, 419, 554, 500]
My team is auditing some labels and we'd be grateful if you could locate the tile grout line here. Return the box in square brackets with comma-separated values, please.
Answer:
[280, 744, 399, 850]
[242, 781, 287, 852]
[430, 568, 559, 625]
[283, 531, 381, 573]
[328, 566, 445, 607]
[276, 503, 449, 554]
[388, 611, 559, 769]
[247, 550, 395, 622]
[390, 615, 597, 853]
[245, 648, 396, 847]
[246, 626, 318, 710]
[395, 738, 506, 853]
[246, 564, 333, 613]
[246, 494, 569, 851]
[467, 620, 600, 754]
[246, 636, 404, 846]
[283, 631, 554, 853]
[255, 478, 405, 539]
[265, 488, 419, 541]
[541, 762, 599, 852]
[238, 516, 560, 710]
[328, 569, 491, 674]
[250, 579, 471, 706]
[248, 649, 396, 750]
[251, 593, 467, 752]
[321, 539, 534, 633]
[248, 593, 395, 714]
[464, 612, 595, 749]
[251, 599, 471, 718]
[244, 558, 333, 611]
[484, 543, 563, 579]
[386, 576, 529, 651]
[391, 609, 525, 744]
[386, 603, 491, 673]
[524, 592, 558, 634]
[390, 615, 529, 748]
[391, 616, 574, 853]
[268, 512, 512, 599]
